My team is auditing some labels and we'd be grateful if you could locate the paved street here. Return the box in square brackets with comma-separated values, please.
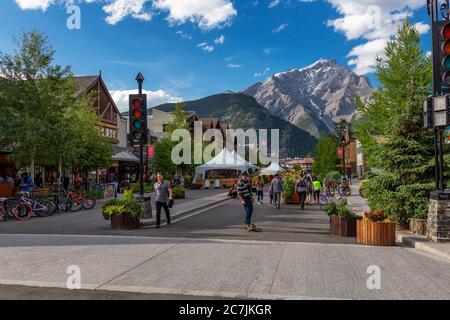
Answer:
[1, 189, 449, 300]
[0, 233, 449, 300]
[0, 190, 355, 244]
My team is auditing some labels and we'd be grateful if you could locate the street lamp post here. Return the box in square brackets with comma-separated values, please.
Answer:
[341, 136, 346, 180]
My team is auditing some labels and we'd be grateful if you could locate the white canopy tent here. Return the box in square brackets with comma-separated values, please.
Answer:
[260, 162, 286, 176]
[195, 149, 258, 179]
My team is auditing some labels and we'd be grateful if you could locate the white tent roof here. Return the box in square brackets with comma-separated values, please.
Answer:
[195, 149, 258, 175]
[260, 162, 286, 176]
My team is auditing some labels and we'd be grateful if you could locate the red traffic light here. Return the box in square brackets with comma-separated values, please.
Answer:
[132, 98, 142, 109]
[443, 24, 450, 39]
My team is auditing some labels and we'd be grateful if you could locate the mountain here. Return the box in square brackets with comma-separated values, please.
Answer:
[155, 93, 317, 158]
[242, 59, 373, 138]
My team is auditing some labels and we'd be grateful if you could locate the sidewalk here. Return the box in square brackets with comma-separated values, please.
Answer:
[0, 234, 449, 300]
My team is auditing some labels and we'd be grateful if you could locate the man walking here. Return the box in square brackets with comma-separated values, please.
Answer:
[269, 174, 283, 209]
[295, 174, 308, 210]
[237, 172, 255, 230]
[154, 173, 173, 229]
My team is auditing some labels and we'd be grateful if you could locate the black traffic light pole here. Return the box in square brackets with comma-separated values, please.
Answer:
[429, 0, 449, 193]
[136, 73, 145, 197]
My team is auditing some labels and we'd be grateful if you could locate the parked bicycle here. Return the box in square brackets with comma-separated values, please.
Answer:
[3, 196, 33, 221]
[337, 179, 352, 197]
[57, 190, 96, 212]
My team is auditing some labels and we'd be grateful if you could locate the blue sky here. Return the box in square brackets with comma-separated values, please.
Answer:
[0, 0, 432, 111]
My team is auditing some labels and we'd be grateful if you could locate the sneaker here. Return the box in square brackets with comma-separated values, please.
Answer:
[244, 224, 251, 230]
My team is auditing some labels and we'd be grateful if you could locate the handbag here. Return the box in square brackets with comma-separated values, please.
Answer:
[168, 198, 174, 208]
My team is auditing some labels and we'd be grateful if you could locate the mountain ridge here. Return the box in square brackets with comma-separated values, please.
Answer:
[154, 93, 317, 158]
[241, 58, 373, 138]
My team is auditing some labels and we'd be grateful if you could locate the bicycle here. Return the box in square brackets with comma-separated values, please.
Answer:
[0, 199, 5, 222]
[3, 196, 33, 221]
[337, 180, 352, 197]
[65, 191, 96, 212]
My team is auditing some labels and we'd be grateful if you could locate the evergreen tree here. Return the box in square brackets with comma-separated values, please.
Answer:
[355, 21, 434, 226]
[312, 134, 339, 179]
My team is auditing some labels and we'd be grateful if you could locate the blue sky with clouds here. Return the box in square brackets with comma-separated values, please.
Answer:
[0, 0, 432, 110]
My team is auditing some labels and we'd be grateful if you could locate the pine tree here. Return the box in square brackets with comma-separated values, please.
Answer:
[355, 21, 434, 226]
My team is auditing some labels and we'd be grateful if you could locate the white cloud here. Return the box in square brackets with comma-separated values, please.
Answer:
[214, 35, 225, 44]
[327, 0, 427, 75]
[268, 0, 280, 8]
[14, 0, 237, 29]
[197, 42, 215, 52]
[15, 0, 55, 10]
[227, 63, 242, 68]
[414, 22, 430, 35]
[273, 23, 288, 33]
[111, 89, 182, 111]
[254, 67, 271, 77]
[175, 30, 192, 40]
[152, 0, 237, 30]
[103, 0, 152, 25]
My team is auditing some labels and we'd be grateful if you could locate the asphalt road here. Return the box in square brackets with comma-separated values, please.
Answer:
[0, 193, 355, 244]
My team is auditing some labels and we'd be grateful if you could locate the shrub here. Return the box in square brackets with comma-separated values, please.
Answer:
[325, 171, 341, 181]
[336, 198, 356, 218]
[324, 201, 338, 217]
[172, 186, 186, 199]
[85, 189, 104, 199]
[101, 194, 142, 220]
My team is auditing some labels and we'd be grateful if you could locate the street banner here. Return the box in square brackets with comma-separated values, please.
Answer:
[148, 145, 155, 157]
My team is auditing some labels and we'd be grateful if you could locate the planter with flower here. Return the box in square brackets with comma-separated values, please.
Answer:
[102, 190, 143, 230]
[357, 210, 396, 246]
[281, 172, 301, 204]
[325, 199, 361, 237]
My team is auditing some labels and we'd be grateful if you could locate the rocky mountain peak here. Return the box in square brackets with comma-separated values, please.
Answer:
[242, 59, 373, 138]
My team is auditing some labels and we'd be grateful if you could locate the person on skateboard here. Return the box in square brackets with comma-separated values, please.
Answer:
[237, 171, 256, 231]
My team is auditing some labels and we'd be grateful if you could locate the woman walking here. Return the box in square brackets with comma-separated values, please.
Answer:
[256, 176, 265, 205]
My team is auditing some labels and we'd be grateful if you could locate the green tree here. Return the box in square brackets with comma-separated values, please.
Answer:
[354, 20, 434, 226]
[152, 138, 177, 178]
[312, 134, 339, 179]
[0, 30, 112, 180]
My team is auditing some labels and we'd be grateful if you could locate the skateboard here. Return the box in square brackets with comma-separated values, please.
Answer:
[246, 225, 261, 232]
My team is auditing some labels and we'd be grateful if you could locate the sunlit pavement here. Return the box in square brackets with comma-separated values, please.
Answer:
[1, 190, 449, 299]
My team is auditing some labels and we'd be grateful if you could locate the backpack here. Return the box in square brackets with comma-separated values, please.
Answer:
[296, 179, 306, 192]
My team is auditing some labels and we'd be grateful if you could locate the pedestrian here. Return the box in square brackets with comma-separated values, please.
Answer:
[313, 177, 322, 205]
[295, 174, 308, 210]
[237, 171, 255, 230]
[306, 174, 313, 205]
[35, 173, 43, 189]
[179, 175, 185, 188]
[256, 176, 265, 205]
[63, 176, 70, 191]
[270, 174, 283, 209]
[154, 173, 173, 229]
[20, 172, 33, 194]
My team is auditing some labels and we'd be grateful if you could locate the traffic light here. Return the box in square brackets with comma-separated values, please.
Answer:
[129, 94, 148, 145]
[432, 20, 450, 93]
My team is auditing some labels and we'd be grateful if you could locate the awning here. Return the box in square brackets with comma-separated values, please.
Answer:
[112, 150, 140, 163]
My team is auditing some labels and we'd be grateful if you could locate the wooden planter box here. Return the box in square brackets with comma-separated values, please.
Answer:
[330, 215, 362, 237]
[409, 218, 427, 236]
[357, 220, 396, 246]
[111, 212, 140, 230]
[283, 193, 300, 205]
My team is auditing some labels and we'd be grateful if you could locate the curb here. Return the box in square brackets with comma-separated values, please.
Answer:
[397, 233, 450, 260]
[140, 196, 231, 227]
